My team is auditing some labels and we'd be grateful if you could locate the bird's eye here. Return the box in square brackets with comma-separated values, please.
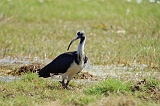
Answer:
[77, 32, 80, 35]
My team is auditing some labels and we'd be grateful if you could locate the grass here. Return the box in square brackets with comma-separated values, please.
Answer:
[0, 0, 160, 106]
[0, 73, 96, 106]
[84, 78, 131, 95]
[0, 0, 160, 68]
[0, 73, 160, 106]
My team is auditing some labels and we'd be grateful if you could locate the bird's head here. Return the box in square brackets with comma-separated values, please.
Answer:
[67, 31, 85, 51]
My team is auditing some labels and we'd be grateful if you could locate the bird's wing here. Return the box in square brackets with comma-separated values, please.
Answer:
[41, 51, 77, 74]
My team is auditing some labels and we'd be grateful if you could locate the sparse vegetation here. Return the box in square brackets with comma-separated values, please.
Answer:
[0, 0, 160, 106]
[0, 74, 160, 106]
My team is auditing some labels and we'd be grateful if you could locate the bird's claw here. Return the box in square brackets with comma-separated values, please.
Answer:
[63, 85, 68, 89]
[59, 81, 68, 89]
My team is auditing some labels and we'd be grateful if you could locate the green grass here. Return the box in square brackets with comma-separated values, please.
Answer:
[84, 78, 131, 95]
[0, 73, 160, 106]
[0, 0, 160, 106]
[0, 73, 96, 106]
[0, 0, 160, 68]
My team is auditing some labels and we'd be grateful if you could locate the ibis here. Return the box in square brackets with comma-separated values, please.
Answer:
[38, 31, 88, 88]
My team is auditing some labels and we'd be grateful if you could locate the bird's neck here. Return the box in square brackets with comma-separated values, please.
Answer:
[77, 37, 85, 63]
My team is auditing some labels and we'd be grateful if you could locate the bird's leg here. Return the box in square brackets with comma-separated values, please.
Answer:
[65, 80, 70, 88]
[61, 74, 68, 88]
[62, 79, 66, 88]
[65, 75, 73, 88]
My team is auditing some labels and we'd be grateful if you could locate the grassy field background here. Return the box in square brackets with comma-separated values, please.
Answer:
[0, 0, 160, 106]
[1, 0, 160, 66]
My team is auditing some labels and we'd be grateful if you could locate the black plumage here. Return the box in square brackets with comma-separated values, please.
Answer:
[38, 31, 87, 88]
[38, 51, 88, 78]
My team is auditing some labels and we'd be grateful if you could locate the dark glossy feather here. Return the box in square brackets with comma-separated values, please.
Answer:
[38, 51, 76, 78]
[38, 51, 88, 78]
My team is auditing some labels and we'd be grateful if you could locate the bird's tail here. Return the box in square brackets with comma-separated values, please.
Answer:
[38, 67, 50, 78]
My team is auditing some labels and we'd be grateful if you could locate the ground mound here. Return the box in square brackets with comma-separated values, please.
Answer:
[7, 63, 97, 80]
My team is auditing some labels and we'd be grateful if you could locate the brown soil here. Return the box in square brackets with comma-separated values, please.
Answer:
[7, 63, 45, 76]
[74, 72, 98, 80]
[131, 79, 160, 101]
[6, 63, 97, 80]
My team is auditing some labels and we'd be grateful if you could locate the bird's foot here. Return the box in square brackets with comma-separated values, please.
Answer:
[59, 80, 70, 89]
[59, 81, 68, 89]
[63, 85, 69, 89]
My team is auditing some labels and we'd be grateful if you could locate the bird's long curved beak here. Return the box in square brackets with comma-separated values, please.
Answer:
[67, 37, 79, 51]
